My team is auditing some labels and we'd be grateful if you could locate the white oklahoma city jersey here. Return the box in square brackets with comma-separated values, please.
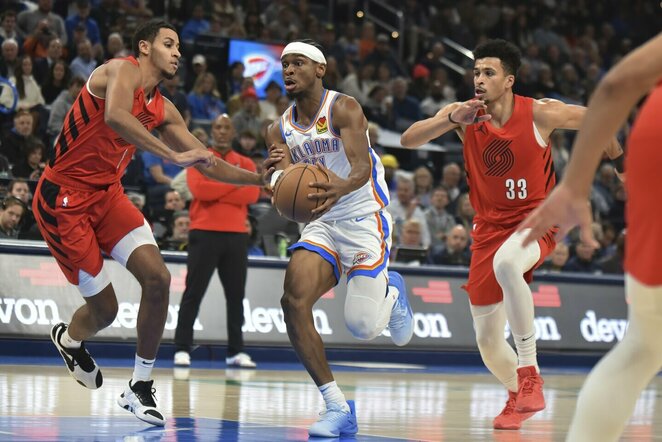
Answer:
[279, 89, 389, 222]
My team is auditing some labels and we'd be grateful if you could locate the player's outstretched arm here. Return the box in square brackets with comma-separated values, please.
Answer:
[159, 100, 279, 186]
[400, 100, 490, 148]
[519, 32, 662, 247]
[104, 60, 211, 167]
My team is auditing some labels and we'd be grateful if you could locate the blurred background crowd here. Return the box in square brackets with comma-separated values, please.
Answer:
[0, 0, 660, 275]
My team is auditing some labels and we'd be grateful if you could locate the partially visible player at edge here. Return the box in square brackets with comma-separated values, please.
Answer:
[400, 39, 623, 431]
[32, 20, 278, 427]
[265, 39, 414, 438]
[519, 33, 662, 442]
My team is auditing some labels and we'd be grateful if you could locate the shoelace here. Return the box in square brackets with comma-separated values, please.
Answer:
[318, 406, 350, 422]
[520, 375, 542, 396]
[132, 380, 158, 407]
[501, 396, 517, 416]
[67, 342, 96, 372]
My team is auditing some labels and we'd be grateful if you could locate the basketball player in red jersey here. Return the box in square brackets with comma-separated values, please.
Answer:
[519, 33, 662, 441]
[401, 39, 623, 431]
[33, 20, 277, 426]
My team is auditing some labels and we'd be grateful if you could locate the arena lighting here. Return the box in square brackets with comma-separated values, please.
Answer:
[356, 10, 364, 18]
[391, 31, 399, 39]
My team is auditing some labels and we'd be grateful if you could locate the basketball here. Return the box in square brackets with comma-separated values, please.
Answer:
[272, 163, 329, 223]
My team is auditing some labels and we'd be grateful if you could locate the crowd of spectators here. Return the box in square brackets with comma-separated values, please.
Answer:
[1, 0, 659, 275]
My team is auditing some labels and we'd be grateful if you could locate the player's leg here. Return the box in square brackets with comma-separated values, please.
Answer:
[216, 232, 255, 368]
[32, 180, 112, 390]
[103, 192, 169, 426]
[174, 230, 221, 366]
[342, 211, 412, 345]
[493, 229, 545, 413]
[567, 276, 662, 441]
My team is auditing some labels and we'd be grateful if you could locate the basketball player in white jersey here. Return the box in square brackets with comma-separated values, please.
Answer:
[265, 40, 414, 438]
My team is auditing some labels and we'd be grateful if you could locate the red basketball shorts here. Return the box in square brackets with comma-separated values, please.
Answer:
[32, 171, 145, 285]
[463, 220, 556, 306]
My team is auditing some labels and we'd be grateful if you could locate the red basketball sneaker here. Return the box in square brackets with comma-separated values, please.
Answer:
[493, 390, 535, 430]
[515, 366, 546, 413]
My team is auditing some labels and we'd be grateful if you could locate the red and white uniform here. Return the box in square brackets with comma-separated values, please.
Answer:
[33, 56, 164, 284]
[463, 95, 556, 305]
[625, 81, 662, 285]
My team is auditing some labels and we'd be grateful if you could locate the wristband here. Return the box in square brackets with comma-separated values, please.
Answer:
[612, 155, 625, 173]
[270, 169, 284, 188]
[448, 111, 460, 125]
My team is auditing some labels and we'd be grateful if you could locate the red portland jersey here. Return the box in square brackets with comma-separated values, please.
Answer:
[463, 95, 555, 226]
[48, 56, 165, 186]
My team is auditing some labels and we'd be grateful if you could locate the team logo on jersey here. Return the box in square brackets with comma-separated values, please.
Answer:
[352, 251, 372, 265]
[62, 196, 69, 208]
[483, 139, 514, 176]
[316, 116, 328, 134]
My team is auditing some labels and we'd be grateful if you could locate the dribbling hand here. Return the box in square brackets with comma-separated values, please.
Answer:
[262, 146, 286, 185]
[449, 98, 492, 125]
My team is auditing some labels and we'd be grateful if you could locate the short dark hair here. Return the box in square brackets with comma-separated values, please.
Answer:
[132, 20, 177, 57]
[473, 39, 521, 76]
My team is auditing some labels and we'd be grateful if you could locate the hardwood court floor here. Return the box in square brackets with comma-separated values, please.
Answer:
[1, 360, 661, 441]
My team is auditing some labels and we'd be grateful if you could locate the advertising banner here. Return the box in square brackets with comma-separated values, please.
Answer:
[0, 243, 626, 352]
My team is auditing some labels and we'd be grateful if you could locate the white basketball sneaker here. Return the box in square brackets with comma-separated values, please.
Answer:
[173, 351, 191, 366]
[225, 352, 257, 368]
[117, 379, 166, 426]
[50, 322, 103, 389]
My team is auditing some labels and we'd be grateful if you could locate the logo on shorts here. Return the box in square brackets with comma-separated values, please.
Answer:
[352, 251, 372, 265]
[316, 116, 328, 134]
[62, 196, 69, 208]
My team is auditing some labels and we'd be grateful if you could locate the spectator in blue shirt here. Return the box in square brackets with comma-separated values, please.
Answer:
[142, 150, 184, 209]
[181, 4, 209, 45]
[187, 72, 226, 121]
[65, 0, 102, 58]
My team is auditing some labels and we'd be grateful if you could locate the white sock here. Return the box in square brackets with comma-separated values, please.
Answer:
[60, 328, 82, 349]
[319, 381, 349, 412]
[513, 332, 539, 371]
[132, 354, 155, 382]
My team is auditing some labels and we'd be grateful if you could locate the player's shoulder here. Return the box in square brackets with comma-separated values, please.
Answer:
[331, 92, 363, 115]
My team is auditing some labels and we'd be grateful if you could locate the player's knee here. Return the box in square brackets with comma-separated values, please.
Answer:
[493, 255, 518, 284]
[141, 267, 171, 301]
[280, 292, 307, 319]
[474, 327, 500, 354]
[345, 314, 379, 340]
[91, 297, 118, 329]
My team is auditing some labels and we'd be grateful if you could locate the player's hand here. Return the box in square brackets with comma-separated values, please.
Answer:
[261, 153, 285, 186]
[449, 98, 492, 125]
[517, 183, 599, 248]
[308, 164, 347, 217]
[615, 170, 625, 183]
[175, 149, 217, 168]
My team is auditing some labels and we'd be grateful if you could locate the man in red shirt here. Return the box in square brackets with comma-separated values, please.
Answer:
[174, 114, 259, 369]
[519, 33, 662, 441]
[33, 20, 275, 426]
[401, 39, 623, 430]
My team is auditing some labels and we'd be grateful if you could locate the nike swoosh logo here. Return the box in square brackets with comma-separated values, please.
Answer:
[355, 216, 367, 222]
[522, 335, 535, 342]
[284, 130, 292, 137]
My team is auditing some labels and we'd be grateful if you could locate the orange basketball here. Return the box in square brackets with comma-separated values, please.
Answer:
[272, 163, 329, 223]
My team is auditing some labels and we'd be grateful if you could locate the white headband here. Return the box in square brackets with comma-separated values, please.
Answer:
[281, 42, 327, 64]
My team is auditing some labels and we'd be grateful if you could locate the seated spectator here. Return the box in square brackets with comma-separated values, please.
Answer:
[22, 19, 59, 60]
[380, 153, 399, 196]
[259, 80, 282, 121]
[537, 242, 570, 273]
[340, 63, 376, 106]
[142, 150, 183, 208]
[7, 178, 30, 205]
[65, 0, 102, 58]
[0, 11, 25, 49]
[386, 175, 431, 248]
[232, 87, 262, 138]
[160, 210, 190, 251]
[363, 84, 390, 129]
[0, 154, 10, 177]
[159, 73, 190, 127]
[165, 189, 186, 212]
[0, 38, 19, 79]
[392, 219, 429, 265]
[246, 216, 265, 256]
[430, 224, 471, 266]
[425, 187, 456, 249]
[1, 110, 41, 164]
[598, 230, 625, 274]
[0, 195, 26, 239]
[367, 122, 385, 156]
[564, 240, 600, 273]
[235, 130, 262, 158]
[0, 55, 46, 115]
[441, 162, 463, 207]
[105, 32, 129, 60]
[40, 59, 71, 105]
[187, 72, 226, 121]
[11, 139, 44, 180]
[6, 178, 38, 239]
[32, 37, 64, 84]
[413, 165, 434, 208]
[180, 4, 209, 45]
[17, 2, 67, 47]
[454, 192, 475, 233]
[47, 76, 85, 144]
[69, 38, 97, 81]
[126, 191, 146, 212]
